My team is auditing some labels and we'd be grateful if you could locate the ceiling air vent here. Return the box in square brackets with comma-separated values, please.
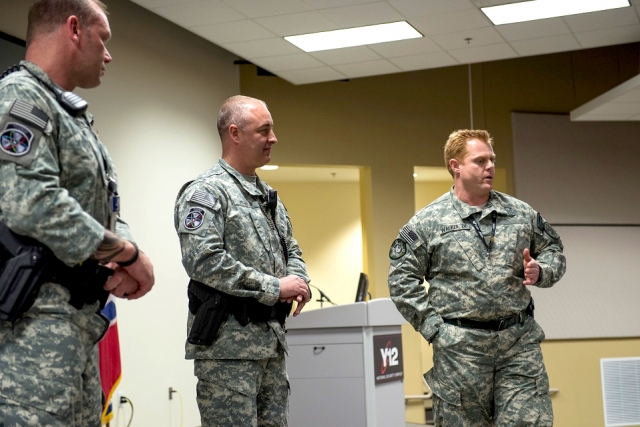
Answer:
[601, 357, 640, 426]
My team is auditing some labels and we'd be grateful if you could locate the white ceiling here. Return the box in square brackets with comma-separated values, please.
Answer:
[129, 0, 640, 86]
[129, 0, 640, 121]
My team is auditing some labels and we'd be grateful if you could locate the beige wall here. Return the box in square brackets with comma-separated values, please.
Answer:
[0, 1, 239, 426]
[241, 45, 640, 426]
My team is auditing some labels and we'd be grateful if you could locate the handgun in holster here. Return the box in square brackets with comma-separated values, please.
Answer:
[0, 221, 114, 322]
[0, 222, 53, 322]
[187, 279, 230, 346]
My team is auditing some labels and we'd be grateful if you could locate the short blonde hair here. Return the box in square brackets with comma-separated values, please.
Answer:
[444, 129, 493, 176]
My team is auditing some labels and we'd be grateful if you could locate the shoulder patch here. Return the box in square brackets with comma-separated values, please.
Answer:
[9, 100, 48, 131]
[1, 122, 33, 156]
[0, 100, 47, 167]
[400, 226, 419, 244]
[389, 239, 407, 260]
[188, 190, 217, 209]
[184, 207, 206, 230]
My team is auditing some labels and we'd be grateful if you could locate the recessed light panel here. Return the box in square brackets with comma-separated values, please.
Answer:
[285, 21, 423, 53]
[482, 0, 630, 26]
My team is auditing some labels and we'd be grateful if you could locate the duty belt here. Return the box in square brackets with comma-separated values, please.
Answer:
[443, 299, 534, 331]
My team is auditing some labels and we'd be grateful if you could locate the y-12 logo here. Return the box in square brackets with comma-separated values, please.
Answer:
[380, 341, 399, 374]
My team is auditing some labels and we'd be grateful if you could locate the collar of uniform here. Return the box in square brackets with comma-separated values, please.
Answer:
[449, 188, 512, 219]
[219, 159, 264, 197]
[21, 61, 63, 92]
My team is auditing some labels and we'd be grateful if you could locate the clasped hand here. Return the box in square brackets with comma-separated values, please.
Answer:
[279, 275, 311, 317]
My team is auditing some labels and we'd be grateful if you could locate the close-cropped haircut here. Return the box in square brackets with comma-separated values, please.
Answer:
[444, 129, 493, 176]
[26, 0, 108, 47]
[217, 95, 268, 141]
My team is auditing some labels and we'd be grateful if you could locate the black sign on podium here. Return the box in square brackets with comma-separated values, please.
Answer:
[373, 333, 404, 384]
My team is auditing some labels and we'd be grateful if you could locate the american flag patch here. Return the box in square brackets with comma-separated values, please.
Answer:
[188, 190, 216, 209]
[400, 226, 419, 244]
[9, 100, 48, 131]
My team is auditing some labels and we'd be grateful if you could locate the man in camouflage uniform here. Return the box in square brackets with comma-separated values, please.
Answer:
[174, 95, 311, 427]
[388, 129, 566, 426]
[0, 1, 155, 426]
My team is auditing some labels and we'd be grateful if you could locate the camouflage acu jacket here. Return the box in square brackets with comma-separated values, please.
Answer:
[388, 188, 566, 342]
[0, 61, 130, 266]
[174, 159, 309, 360]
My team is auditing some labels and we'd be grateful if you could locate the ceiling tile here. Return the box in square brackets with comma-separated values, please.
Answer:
[154, 0, 245, 27]
[221, 0, 313, 18]
[368, 37, 443, 58]
[495, 18, 571, 42]
[252, 53, 325, 71]
[448, 42, 517, 64]
[471, 0, 528, 6]
[410, 8, 491, 36]
[256, 11, 340, 36]
[190, 20, 276, 44]
[319, 2, 405, 27]
[510, 34, 580, 57]
[333, 59, 402, 78]
[276, 67, 348, 85]
[129, 0, 195, 9]
[389, 51, 459, 71]
[222, 38, 302, 59]
[563, 7, 639, 33]
[388, 0, 475, 19]
[310, 46, 382, 65]
[575, 25, 640, 49]
[431, 26, 505, 50]
[304, 0, 380, 9]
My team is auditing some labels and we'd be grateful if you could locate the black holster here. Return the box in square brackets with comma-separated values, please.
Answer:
[0, 222, 113, 322]
[0, 222, 53, 322]
[187, 279, 292, 346]
[187, 280, 230, 346]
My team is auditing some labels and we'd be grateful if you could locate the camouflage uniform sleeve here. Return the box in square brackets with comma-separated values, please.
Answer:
[388, 222, 442, 342]
[0, 84, 104, 265]
[280, 204, 310, 283]
[175, 182, 280, 305]
[530, 211, 566, 288]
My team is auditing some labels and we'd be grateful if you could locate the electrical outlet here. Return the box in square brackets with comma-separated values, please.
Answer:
[117, 392, 126, 406]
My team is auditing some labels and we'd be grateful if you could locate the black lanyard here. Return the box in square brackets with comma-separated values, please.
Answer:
[468, 211, 497, 255]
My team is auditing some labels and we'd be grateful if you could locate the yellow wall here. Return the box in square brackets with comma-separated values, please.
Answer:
[241, 43, 640, 426]
[267, 181, 364, 309]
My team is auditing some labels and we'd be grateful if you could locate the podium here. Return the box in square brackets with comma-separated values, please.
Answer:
[285, 298, 407, 427]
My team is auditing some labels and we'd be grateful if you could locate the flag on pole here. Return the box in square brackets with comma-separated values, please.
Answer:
[99, 294, 122, 425]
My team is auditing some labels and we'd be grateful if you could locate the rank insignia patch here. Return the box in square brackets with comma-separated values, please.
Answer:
[184, 207, 206, 230]
[1, 122, 33, 156]
[389, 239, 407, 260]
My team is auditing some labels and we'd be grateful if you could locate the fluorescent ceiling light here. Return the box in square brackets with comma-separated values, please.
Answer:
[482, 0, 630, 26]
[261, 165, 279, 170]
[285, 21, 422, 53]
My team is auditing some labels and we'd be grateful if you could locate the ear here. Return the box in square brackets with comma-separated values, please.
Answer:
[65, 15, 82, 44]
[449, 158, 460, 174]
[228, 124, 241, 144]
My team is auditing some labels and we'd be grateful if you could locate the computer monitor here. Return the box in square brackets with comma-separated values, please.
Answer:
[355, 272, 369, 302]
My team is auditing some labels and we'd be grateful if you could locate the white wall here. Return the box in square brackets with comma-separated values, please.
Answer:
[0, 1, 240, 426]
